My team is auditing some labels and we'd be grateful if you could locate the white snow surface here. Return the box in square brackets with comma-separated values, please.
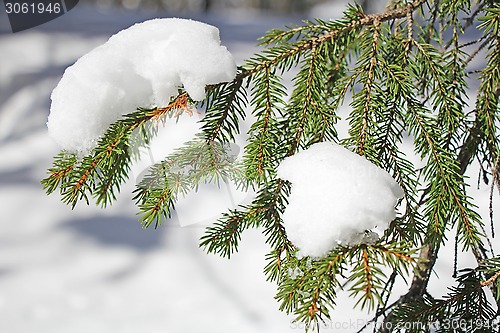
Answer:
[277, 142, 404, 258]
[47, 18, 237, 154]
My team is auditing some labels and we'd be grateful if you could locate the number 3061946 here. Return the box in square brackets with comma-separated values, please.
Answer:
[5, 2, 62, 14]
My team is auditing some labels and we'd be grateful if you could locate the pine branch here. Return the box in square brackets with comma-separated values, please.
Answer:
[481, 270, 500, 287]
[392, 260, 500, 333]
[240, 0, 426, 79]
[202, 76, 248, 143]
[277, 250, 348, 328]
[200, 178, 292, 260]
[376, 6, 500, 323]
[134, 136, 245, 228]
[243, 66, 288, 183]
[199, 208, 261, 258]
[42, 93, 191, 208]
[358, 19, 381, 156]
[347, 244, 417, 312]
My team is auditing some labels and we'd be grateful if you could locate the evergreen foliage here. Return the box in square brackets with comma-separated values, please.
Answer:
[43, 0, 500, 331]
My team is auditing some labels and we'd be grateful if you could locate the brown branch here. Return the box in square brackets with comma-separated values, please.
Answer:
[148, 93, 190, 119]
[49, 165, 73, 181]
[238, 0, 426, 80]
[256, 66, 274, 176]
[481, 270, 500, 287]
[381, 103, 500, 331]
[290, 43, 319, 155]
[362, 249, 374, 295]
[379, 244, 438, 333]
[371, 245, 416, 264]
[70, 94, 190, 193]
[358, 18, 380, 156]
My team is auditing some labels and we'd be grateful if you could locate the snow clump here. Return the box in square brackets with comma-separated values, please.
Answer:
[48, 18, 237, 154]
[277, 142, 404, 258]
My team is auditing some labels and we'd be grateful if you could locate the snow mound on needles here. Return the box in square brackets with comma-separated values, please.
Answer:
[48, 18, 236, 154]
[277, 142, 404, 258]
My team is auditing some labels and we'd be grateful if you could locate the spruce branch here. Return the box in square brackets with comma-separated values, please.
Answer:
[481, 270, 500, 288]
[42, 93, 191, 208]
[391, 260, 500, 332]
[376, 6, 500, 323]
[357, 18, 380, 156]
[277, 250, 348, 328]
[243, 66, 288, 183]
[202, 75, 248, 143]
[239, 0, 426, 80]
[200, 178, 292, 260]
[134, 136, 245, 228]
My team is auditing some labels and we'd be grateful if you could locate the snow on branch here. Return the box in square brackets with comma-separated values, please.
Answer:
[48, 18, 236, 154]
[277, 142, 403, 258]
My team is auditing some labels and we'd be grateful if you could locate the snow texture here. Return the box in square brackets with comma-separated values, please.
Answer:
[47, 18, 237, 154]
[277, 142, 404, 258]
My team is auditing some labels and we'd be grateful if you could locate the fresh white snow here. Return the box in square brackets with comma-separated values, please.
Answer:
[277, 142, 404, 258]
[47, 18, 237, 154]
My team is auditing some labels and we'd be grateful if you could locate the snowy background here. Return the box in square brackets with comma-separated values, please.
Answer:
[0, 1, 497, 332]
